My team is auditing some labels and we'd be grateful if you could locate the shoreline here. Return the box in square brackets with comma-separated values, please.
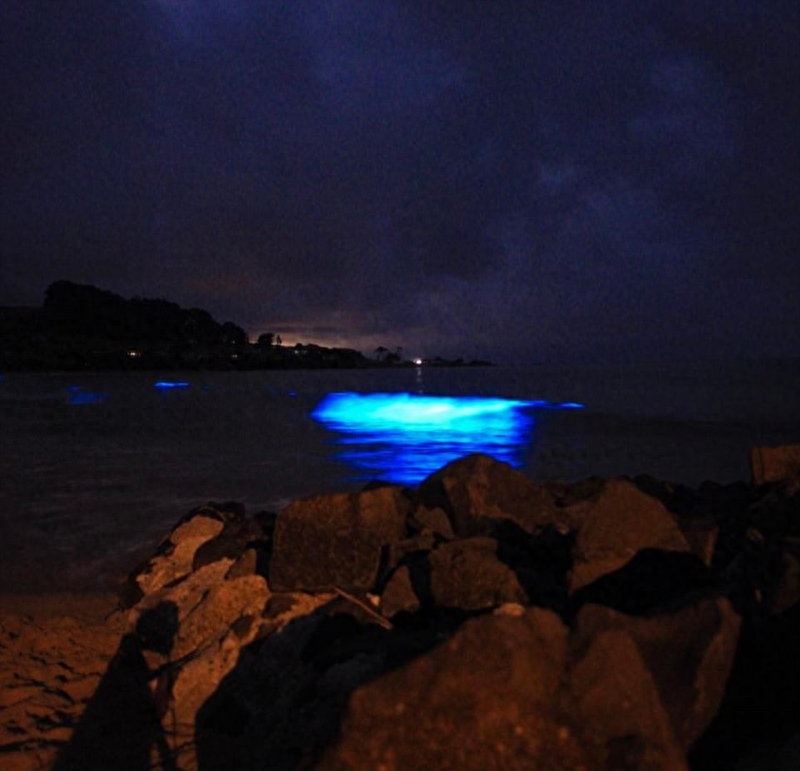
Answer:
[0, 591, 119, 620]
[1, 447, 799, 769]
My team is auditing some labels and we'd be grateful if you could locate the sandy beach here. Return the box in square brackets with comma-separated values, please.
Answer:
[0, 592, 125, 771]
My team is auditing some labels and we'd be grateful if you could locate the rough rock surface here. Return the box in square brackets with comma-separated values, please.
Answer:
[269, 486, 409, 592]
[428, 537, 528, 610]
[416, 453, 558, 536]
[379, 565, 420, 618]
[572, 597, 741, 750]
[568, 627, 688, 770]
[568, 478, 691, 592]
[750, 443, 800, 485]
[317, 608, 585, 771]
[118, 502, 255, 608]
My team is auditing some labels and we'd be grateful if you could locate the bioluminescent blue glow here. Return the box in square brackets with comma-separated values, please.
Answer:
[153, 381, 190, 390]
[311, 392, 583, 485]
[65, 386, 108, 405]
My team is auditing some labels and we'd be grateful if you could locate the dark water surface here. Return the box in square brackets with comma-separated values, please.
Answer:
[1, 360, 798, 592]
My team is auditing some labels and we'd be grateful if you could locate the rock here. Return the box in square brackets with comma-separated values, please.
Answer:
[171, 629, 244, 729]
[170, 512, 228, 545]
[195, 602, 360, 771]
[410, 504, 455, 539]
[689, 603, 800, 769]
[428, 537, 528, 610]
[258, 591, 336, 638]
[131, 559, 233, 622]
[568, 478, 691, 593]
[750, 444, 800, 485]
[119, 509, 228, 607]
[572, 597, 741, 750]
[132, 573, 271, 736]
[134, 600, 179, 655]
[495, 602, 527, 617]
[170, 574, 269, 660]
[317, 608, 586, 771]
[192, 516, 267, 571]
[225, 547, 258, 579]
[269, 486, 409, 592]
[568, 628, 688, 770]
[416, 453, 557, 537]
[771, 550, 800, 615]
[570, 548, 717, 616]
[748, 486, 800, 539]
[678, 519, 719, 566]
[385, 532, 437, 572]
[380, 565, 420, 618]
[547, 476, 606, 508]
[491, 520, 574, 614]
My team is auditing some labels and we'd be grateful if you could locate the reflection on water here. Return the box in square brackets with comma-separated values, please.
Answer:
[153, 381, 190, 390]
[65, 386, 108, 405]
[312, 392, 583, 484]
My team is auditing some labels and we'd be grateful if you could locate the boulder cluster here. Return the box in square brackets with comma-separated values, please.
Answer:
[71, 448, 800, 769]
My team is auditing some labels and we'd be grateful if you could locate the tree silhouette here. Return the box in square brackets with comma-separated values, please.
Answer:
[256, 332, 274, 349]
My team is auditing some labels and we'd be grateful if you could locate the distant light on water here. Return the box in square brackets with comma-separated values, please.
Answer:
[65, 386, 108, 405]
[311, 392, 583, 485]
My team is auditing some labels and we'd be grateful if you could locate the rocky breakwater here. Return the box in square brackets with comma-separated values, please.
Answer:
[41, 446, 800, 770]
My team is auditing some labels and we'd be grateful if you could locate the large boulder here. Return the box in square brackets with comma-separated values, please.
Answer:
[317, 607, 587, 771]
[127, 564, 271, 734]
[269, 485, 409, 592]
[428, 537, 528, 611]
[568, 478, 691, 593]
[192, 515, 269, 571]
[416, 453, 558, 537]
[119, 506, 229, 607]
[170, 574, 269, 661]
[750, 444, 800, 485]
[568, 628, 688, 771]
[572, 597, 741, 750]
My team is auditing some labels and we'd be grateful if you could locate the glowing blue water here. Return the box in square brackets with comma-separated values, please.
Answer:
[312, 392, 583, 484]
[65, 386, 108, 405]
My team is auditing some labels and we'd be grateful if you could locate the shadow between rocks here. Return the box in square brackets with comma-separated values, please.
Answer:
[194, 599, 474, 771]
[689, 601, 800, 770]
[54, 602, 179, 771]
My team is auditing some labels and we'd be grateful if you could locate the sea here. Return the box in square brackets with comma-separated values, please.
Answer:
[1, 359, 798, 593]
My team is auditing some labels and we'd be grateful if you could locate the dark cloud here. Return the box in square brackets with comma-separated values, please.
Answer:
[2, 0, 798, 361]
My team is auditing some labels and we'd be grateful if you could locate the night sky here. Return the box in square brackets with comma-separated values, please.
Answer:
[2, 1, 799, 363]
